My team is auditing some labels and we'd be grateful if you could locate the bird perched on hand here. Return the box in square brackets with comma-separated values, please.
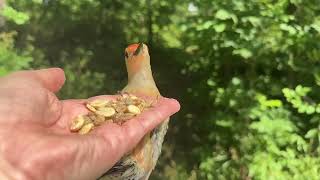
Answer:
[99, 43, 169, 180]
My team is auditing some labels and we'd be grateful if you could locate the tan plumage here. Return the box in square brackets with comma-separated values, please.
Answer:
[99, 43, 169, 180]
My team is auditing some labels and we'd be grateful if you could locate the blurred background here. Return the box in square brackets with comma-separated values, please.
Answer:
[1, 0, 320, 179]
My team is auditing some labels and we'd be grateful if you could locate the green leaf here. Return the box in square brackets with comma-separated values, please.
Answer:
[264, 100, 282, 107]
[1, 6, 29, 25]
[244, 16, 261, 27]
[311, 19, 320, 32]
[213, 23, 226, 32]
[233, 48, 252, 59]
[215, 9, 231, 20]
[306, 106, 315, 114]
[216, 120, 233, 127]
[32, 0, 42, 3]
[295, 85, 311, 96]
[316, 104, 320, 113]
[305, 129, 318, 139]
[202, 21, 214, 29]
[280, 23, 297, 35]
[207, 79, 216, 86]
[231, 77, 241, 85]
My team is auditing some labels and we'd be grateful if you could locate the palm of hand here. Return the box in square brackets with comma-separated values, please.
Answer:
[0, 68, 179, 180]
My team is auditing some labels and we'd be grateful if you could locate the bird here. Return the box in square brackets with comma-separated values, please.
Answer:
[99, 43, 169, 180]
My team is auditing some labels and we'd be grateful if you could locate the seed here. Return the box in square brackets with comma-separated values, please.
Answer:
[89, 99, 110, 108]
[130, 95, 138, 100]
[132, 98, 144, 105]
[71, 94, 149, 133]
[86, 104, 97, 112]
[93, 115, 105, 126]
[114, 104, 127, 113]
[70, 115, 85, 131]
[105, 119, 113, 123]
[124, 98, 135, 105]
[121, 113, 135, 120]
[121, 94, 129, 98]
[83, 115, 93, 124]
[78, 123, 94, 135]
[87, 113, 97, 121]
[127, 105, 141, 115]
[96, 107, 116, 117]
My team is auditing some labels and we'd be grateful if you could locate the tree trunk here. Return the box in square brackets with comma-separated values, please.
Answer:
[146, 0, 153, 48]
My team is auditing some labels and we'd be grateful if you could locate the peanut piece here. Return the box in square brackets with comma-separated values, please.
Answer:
[70, 115, 85, 132]
[86, 104, 97, 112]
[96, 107, 116, 117]
[89, 99, 110, 108]
[127, 105, 141, 115]
[79, 123, 94, 135]
[130, 95, 138, 100]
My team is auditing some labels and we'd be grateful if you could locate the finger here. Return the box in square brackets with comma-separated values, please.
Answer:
[120, 97, 180, 150]
[0, 68, 65, 92]
[82, 98, 180, 173]
[32, 68, 66, 92]
[2, 68, 66, 93]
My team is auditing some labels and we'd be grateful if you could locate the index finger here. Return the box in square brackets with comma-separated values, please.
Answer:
[93, 97, 180, 150]
[120, 97, 180, 150]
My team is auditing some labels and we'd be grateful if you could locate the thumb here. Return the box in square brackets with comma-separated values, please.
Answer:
[2, 68, 66, 93]
[31, 68, 66, 93]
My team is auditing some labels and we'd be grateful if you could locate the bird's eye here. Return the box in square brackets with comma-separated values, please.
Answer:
[125, 51, 129, 59]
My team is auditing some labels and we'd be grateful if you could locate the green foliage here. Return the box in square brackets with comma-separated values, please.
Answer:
[0, 4, 32, 76]
[2, 0, 320, 179]
[1, 5, 29, 25]
[179, 0, 320, 179]
[283, 85, 318, 114]
[57, 48, 106, 99]
[247, 100, 316, 180]
[0, 32, 32, 75]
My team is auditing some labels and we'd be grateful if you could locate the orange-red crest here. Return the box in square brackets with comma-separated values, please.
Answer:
[127, 43, 140, 53]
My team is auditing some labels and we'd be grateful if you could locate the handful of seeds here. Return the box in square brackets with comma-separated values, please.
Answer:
[70, 94, 153, 135]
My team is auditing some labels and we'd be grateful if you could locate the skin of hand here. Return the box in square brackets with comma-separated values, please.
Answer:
[0, 68, 180, 180]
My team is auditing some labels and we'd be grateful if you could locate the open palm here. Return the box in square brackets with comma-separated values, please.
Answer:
[0, 68, 180, 180]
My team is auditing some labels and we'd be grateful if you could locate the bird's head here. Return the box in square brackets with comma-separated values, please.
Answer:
[124, 43, 150, 77]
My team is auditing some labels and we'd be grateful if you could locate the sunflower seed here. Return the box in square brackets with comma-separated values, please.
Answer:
[70, 115, 85, 131]
[78, 123, 94, 134]
[71, 94, 151, 134]
[130, 95, 138, 100]
[86, 104, 97, 112]
[89, 99, 110, 108]
[127, 105, 141, 115]
[96, 107, 116, 117]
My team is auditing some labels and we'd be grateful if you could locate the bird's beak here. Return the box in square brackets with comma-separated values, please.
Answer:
[133, 43, 144, 56]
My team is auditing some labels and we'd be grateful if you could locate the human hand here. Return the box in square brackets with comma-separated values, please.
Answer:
[0, 68, 180, 180]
